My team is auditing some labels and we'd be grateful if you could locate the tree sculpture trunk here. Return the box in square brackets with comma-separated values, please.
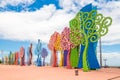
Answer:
[70, 46, 79, 68]
[83, 40, 89, 71]
[66, 49, 72, 69]
[63, 50, 68, 66]
[43, 58, 45, 66]
[52, 49, 57, 67]
[59, 50, 63, 67]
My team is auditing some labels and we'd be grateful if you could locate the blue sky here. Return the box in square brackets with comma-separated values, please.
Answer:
[0, 0, 120, 66]
[0, 0, 60, 12]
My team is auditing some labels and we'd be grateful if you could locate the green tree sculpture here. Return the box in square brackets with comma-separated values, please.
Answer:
[78, 10, 112, 71]
[70, 12, 81, 48]
[69, 13, 82, 68]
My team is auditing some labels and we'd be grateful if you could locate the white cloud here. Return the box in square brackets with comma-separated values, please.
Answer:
[59, 0, 77, 12]
[59, 0, 95, 12]
[97, 52, 120, 67]
[59, 0, 120, 45]
[0, 0, 120, 46]
[0, 4, 74, 43]
[98, 1, 120, 45]
[0, 0, 34, 7]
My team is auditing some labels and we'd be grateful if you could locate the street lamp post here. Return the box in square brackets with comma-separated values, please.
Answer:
[99, 37, 102, 67]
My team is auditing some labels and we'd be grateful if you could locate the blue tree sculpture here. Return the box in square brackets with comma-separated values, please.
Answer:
[35, 39, 42, 66]
[41, 48, 48, 66]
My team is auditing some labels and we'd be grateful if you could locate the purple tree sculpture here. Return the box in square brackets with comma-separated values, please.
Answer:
[41, 48, 48, 66]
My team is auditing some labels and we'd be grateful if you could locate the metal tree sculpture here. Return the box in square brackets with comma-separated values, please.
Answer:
[54, 33, 63, 67]
[61, 27, 71, 68]
[27, 47, 30, 65]
[61, 27, 71, 50]
[69, 12, 81, 68]
[48, 31, 58, 67]
[19, 46, 25, 66]
[9, 51, 12, 65]
[5, 56, 8, 65]
[12, 53, 15, 65]
[54, 33, 62, 50]
[41, 48, 48, 66]
[70, 13, 81, 48]
[78, 4, 100, 70]
[78, 9, 112, 71]
[15, 52, 19, 65]
[35, 39, 42, 66]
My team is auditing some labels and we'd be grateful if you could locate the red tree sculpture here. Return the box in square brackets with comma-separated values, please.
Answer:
[48, 31, 58, 67]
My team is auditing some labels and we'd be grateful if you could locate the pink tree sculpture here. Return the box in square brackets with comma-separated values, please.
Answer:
[61, 27, 72, 69]
[19, 46, 25, 66]
[15, 52, 19, 65]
